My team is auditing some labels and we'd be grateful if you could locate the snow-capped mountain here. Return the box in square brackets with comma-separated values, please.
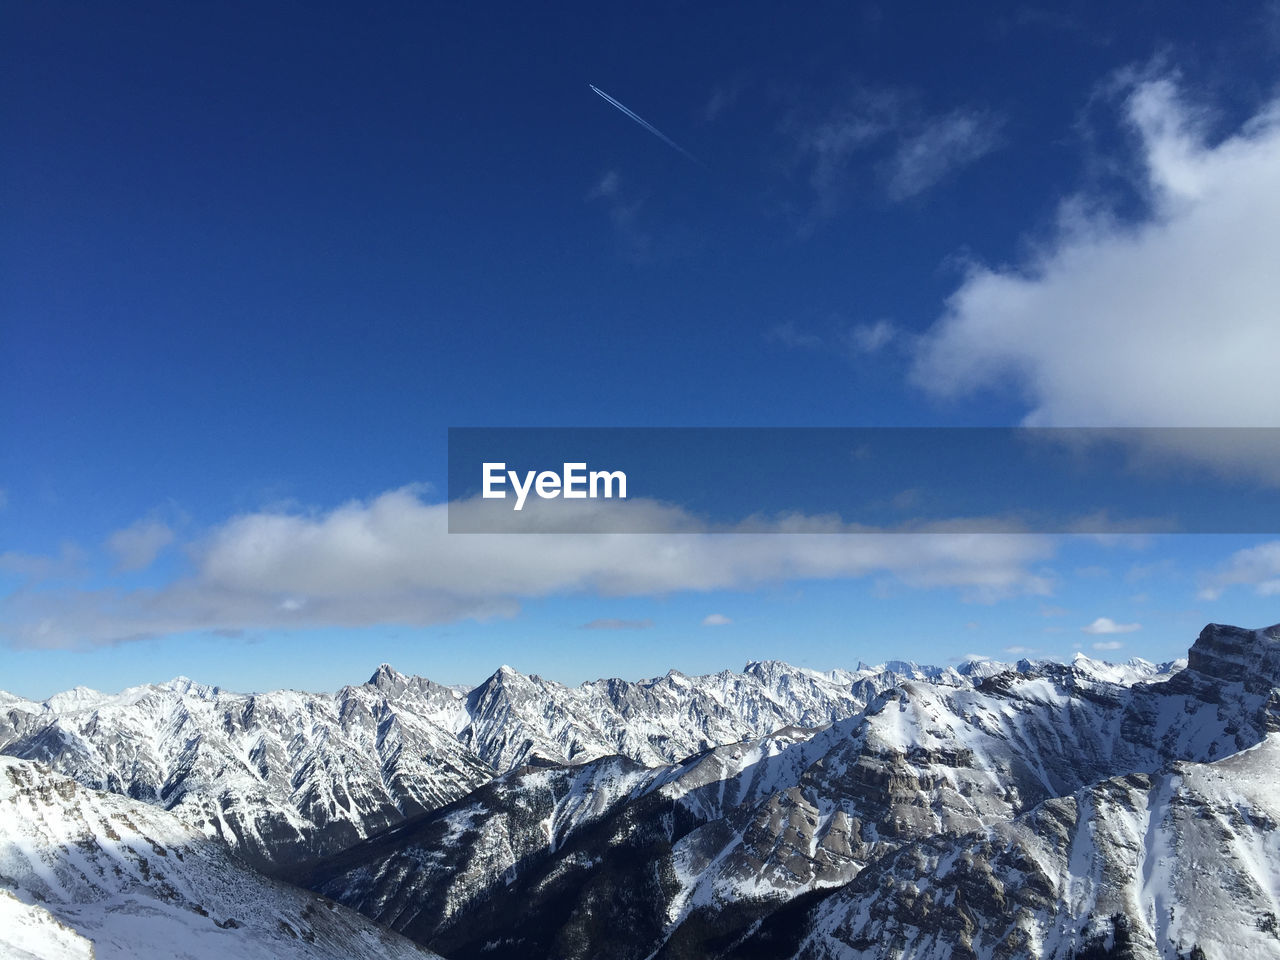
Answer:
[304, 623, 1276, 960]
[455, 659, 899, 772]
[790, 734, 1280, 959]
[3, 652, 1137, 871]
[0, 630, 1206, 958]
[0, 674, 494, 871]
[0, 755, 441, 960]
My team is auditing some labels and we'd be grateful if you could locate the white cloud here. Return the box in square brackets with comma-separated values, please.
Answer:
[769, 319, 899, 359]
[702, 613, 733, 626]
[1197, 539, 1280, 600]
[1081, 616, 1141, 635]
[581, 618, 654, 630]
[844, 319, 898, 354]
[106, 519, 175, 572]
[912, 77, 1280, 470]
[703, 80, 746, 123]
[884, 108, 1003, 200]
[587, 169, 620, 200]
[0, 542, 84, 582]
[0, 487, 1056, 648]
[1091, 640, 1126, 651]
[768, 320, 824, 350]
[790, 88, 1002, 222]
[795, 89, 896, 217]
[1003, 644, 1036, 654]
[586, 170, 699, 264]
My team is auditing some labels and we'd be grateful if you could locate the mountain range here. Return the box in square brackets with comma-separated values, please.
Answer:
[2, 625, 1275, 958]
[4, 651, 1168, 872]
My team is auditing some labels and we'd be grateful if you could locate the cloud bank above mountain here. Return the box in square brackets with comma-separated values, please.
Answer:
[1, 488, 1056, 648]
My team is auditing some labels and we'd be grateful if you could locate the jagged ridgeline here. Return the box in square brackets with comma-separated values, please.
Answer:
[0, 654, 1041, 871]
[2, 623, 1278, 959]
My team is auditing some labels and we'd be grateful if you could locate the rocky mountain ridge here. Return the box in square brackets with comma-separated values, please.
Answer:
[3, 651, 1175, 872]
[303, 623, 1279, 960]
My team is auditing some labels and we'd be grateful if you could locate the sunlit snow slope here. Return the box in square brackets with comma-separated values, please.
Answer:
[0, 756, 440, 960]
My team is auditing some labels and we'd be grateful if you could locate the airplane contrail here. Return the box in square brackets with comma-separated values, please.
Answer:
[589, 84, 701, 165]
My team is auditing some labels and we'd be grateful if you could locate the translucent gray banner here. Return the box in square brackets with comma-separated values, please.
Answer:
[447, 427, 1280, 533]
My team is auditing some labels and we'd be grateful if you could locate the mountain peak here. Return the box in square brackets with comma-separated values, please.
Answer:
[42, 686, 107, 712]
[1186, 622, 1280, 692]
[368, 663, 407, 689]
[159, 676, 219, 698]
[742, 659, 792, 677]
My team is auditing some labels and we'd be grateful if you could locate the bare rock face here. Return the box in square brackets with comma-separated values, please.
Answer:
[1184, 622, 1280, 691]
[1176, 623, 1280, 732]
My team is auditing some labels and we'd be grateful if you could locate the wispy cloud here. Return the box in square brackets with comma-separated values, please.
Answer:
[703, 79, 747, 123]
[1082, 617, 1141, 635]
[768, 318, 900, 359]
[843, 319, 897, 354]
[767, 320, 824, 350]
[586, 169, 701, 264]
[106, 519, 175, 572]
[0, 542, 85, 583]
[787, 87, 1003, 224]
[884, 108, 1004, 200]
[792, 87, 897, 218]
[580, 618, 654, 630]
[1197, 540, 1280, 600]
[702, 613, 732, 626]
[587, 169, 620, 200]
[1091, 640, 1126, 651]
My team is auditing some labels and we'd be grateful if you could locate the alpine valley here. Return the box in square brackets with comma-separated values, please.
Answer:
[3, 622, 1278, 959]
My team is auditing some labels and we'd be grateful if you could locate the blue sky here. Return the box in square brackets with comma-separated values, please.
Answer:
[4, 2, 1280, 696]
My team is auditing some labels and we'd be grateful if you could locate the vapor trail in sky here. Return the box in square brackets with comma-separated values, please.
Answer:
[589, 84, 701, 165]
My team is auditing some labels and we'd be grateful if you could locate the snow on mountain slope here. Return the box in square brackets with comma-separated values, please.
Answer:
[791, 733, 1280, 960]
[1068, 652, 1187, 686]
[304, 623, 1276, 960]
[455, 659, 889, 772]
[0, 672, 495, 871]
[0, 888, 94, 960]
[0, 649, 1186, 878]
[0, 656, 991, 870]
[0, 756, 440, 960]
[453, 651, 1180, 773]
